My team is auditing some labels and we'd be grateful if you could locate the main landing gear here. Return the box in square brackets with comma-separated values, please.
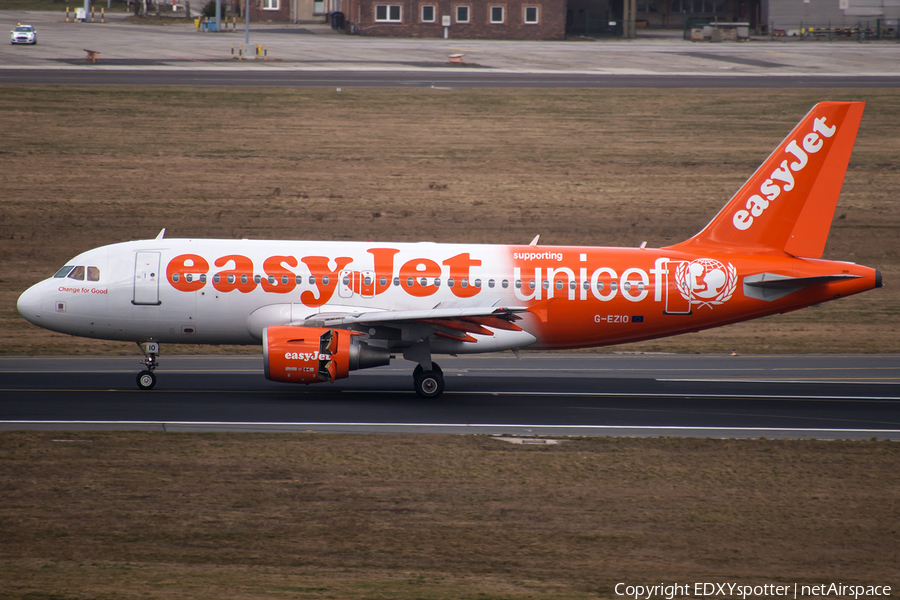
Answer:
[136, 341, 159, 390]
[413, 363, 444, 399]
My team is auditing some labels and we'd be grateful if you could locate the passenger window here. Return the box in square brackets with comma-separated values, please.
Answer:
[88, 267, 100, 281]
[68, 266, 85, 281]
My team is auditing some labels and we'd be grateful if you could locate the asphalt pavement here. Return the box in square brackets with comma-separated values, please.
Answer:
[3, 354, 899, 438]
[3, 9, 900, 77]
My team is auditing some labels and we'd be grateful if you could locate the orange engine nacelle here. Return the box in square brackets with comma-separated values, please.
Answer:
[263, 325, 391, 384]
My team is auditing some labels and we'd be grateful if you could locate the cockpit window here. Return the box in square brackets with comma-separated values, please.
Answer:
[53, 265, 100, 280]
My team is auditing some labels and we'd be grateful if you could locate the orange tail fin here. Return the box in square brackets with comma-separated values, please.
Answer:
[667, 102, 865, 258]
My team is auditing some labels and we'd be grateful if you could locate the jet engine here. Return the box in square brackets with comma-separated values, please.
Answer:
[263, 325, 391, 384]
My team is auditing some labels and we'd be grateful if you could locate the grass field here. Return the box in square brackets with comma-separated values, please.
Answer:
[0, 86, 900, 354]
[1, 87, 899, 598]
[2, 87, 898, 355]
[1, 432, 899, 599]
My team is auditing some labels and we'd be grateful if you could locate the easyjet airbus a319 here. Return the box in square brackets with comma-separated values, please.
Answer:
[17, 102, 882, 398]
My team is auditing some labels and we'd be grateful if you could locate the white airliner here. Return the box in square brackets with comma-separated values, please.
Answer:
[17, 102, 882, 398]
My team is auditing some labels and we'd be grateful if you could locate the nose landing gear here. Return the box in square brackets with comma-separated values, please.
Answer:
[136, 341, 159, 390]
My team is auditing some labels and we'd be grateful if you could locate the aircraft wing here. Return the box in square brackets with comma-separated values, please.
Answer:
[300, 299, 538, 341]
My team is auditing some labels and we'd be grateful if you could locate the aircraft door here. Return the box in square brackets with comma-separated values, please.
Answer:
[338, 270, 354, 299]
[360, 270, 376, 298]
[133, 251, 162, 305]
[664, 260, 692, 315]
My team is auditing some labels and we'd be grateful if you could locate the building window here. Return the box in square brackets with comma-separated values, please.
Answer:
[524, 5, 538, 22]
[456, 5, 470, 22]
[421, 4, 435, 21]
[375, 4, 402, 21]
[490, 5, 504, 22]
[262, 0, 279, 9]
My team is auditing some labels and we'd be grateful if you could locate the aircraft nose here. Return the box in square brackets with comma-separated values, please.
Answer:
[17, 284, 42, 327]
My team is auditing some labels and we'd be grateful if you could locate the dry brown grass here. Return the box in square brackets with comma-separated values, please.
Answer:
[1, 87, 899, 355]
[1, 432, 899, 599]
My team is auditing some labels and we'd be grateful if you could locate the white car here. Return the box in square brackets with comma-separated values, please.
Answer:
[11, 24, 36, 45]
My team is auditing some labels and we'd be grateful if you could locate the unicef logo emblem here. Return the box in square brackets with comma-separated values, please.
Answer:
[675, 258, 737, 309]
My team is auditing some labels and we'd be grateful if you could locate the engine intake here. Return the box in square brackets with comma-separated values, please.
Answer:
[263, 325, 391, 384]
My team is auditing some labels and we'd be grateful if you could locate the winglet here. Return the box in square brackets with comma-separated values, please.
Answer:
[667, 102, 865, 259]
[155, 228, 166, 240]
[529, 235, 540, 246]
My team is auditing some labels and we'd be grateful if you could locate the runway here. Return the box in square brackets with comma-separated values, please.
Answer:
[4, 70, 900, 88]
[2, 353, 899, 439]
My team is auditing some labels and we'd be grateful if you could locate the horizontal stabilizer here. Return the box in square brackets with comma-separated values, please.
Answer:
[743, 273, 861, 301]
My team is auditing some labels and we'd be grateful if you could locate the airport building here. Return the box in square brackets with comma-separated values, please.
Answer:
[340, 0, 566, 38]
[241, 0, 899, 37]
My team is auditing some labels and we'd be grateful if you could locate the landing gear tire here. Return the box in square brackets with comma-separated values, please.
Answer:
[137, 370, 157, 390]
[414, 367, 444, 399]
[413, 363, 442, 378]
[136, 341, 160, 390]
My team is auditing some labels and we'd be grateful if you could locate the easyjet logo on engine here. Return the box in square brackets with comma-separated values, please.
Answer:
[285, 351, 328, 362]
[732, 115, 836, 231]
